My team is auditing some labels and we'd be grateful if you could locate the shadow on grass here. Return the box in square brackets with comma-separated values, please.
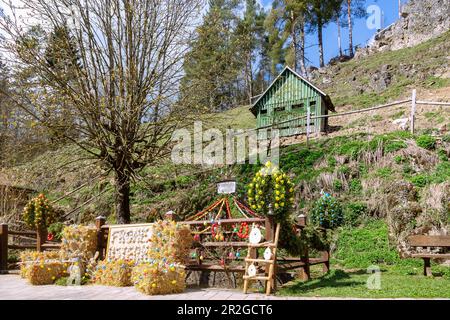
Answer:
[281, 269, 367, 294]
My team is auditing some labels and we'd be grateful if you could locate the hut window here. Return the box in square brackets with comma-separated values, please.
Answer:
[309, 101, 317, 107]
[292, 103, 304, 110]
[275, 106, 285, 112]
[260, 109, 268, 115]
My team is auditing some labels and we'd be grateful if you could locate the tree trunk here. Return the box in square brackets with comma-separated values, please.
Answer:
[347, 0, 353, 57]
[115, 170, 131, 224]
[337, 15, 343, 57]
[290, 10, 297, 72]
[298, 13, 307, 76]
[318, 18, 324, 68]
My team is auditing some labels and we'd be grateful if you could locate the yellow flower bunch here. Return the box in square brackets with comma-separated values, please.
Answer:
[23, 193, 58, 229]
[247, 161, 295, 219]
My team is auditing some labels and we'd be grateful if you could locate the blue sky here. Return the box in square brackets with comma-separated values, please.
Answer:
[259, 0, 408, 67]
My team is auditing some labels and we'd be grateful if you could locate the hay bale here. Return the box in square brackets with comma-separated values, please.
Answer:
[26, 261, 67, 285]
[61, 225, 97, 262]
[19, 250, 64, 279]
[93, 259, 135, 287]
[131, 262, 186, 295]
[148, 220, 192, 264]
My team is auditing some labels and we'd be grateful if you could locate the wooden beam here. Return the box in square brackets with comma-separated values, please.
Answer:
[408, 235, 450, 247]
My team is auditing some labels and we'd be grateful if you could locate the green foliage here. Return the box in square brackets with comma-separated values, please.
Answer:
[47, 222, 64, 240]
[384, 141, 407, 153]
[333, 179, 343, 191]
[375, 167, 393, 178]
[416, 134, 436, 150]
[310, 192, 344, 229]
[334, 220, 400, 268]
[344, 202, 367, 226]
[409, 174, 430, 188]
[349, 179, 362, 194]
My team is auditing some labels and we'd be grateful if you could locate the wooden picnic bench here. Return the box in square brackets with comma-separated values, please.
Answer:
[407, 235, 450, 276]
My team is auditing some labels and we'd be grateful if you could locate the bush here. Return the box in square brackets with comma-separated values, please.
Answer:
[344, 202, 367, 226]
[310, 192, 344, 229]
[410, 174, 430, 188]
[416, 135, 436, 150]
[349, 179, 362, 194]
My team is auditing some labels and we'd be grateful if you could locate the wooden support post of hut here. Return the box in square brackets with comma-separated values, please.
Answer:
[250, 66, 335, 139]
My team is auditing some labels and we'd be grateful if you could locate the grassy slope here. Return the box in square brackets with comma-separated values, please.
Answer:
[278, 220, 450, 298]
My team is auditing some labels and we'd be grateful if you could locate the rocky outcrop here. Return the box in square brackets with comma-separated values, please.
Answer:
[356, 0, 450, 57]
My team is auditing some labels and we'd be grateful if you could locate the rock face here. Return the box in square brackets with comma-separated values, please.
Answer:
[356, 0, 450, 57]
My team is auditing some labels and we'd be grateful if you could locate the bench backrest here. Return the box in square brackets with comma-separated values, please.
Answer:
[408, 235, 450, 247]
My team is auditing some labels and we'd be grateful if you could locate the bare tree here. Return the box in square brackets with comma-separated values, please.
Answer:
[0, 0, 203, 223]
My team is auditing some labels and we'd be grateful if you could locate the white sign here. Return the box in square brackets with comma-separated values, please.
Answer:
[217, 181, 236, 194]
[106, 223, 153, 263]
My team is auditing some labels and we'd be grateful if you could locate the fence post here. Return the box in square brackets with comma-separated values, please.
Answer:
[36, 227, 47, 252]
[306, 110, 311, 146]
[297, 215, 310, 281]
[410, 89, 417, 134]
[0, 224, 8, 272]
[95, 216, 106, 260]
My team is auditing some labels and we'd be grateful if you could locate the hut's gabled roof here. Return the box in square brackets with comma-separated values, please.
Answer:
[250, 66, 335, 116]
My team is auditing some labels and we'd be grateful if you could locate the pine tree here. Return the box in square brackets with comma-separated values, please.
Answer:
[342, 0, 366, 57]
[309, 0, 343, 67]
[234, 0, 266, 103]
[264, 0, 309, 76]
[181, 0, 241, 111]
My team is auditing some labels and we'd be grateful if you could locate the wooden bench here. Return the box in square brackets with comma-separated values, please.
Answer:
[407, 235, 450, 276]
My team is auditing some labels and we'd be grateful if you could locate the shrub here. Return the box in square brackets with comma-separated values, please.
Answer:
[349, 179, 362, 194]
[416, 135, 436, 150]
[333, 179, 343, 191]
[47, 222, 64, 241]
[344, 202, 367, 226]
[310, 192, 344, 229]
[384, 141, 407, 153]
[409, 174, 430, 188]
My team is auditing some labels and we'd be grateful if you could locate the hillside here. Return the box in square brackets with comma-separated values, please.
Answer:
[1, 27, 449, 260]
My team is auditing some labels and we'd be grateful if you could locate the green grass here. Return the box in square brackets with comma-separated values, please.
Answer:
[277, 266, 450, 298]
[278, 219, 450, 298]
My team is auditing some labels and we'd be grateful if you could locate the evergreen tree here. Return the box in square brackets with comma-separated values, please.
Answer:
[342, 0, 366, 57]
[234, 0, 266, 103]
[181, 0, 241, 111]
[309, 0, 343, 67]
[264, 0, 310, 76]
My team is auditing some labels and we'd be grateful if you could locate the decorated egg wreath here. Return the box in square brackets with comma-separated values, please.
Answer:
[237, 222, 249, 239]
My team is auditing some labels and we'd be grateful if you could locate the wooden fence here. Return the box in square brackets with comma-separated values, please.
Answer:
[247, 89, 450, 142]
[1, 215, 329, 282]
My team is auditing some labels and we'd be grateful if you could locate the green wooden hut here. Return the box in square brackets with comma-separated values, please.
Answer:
[250, 66, 335, 138]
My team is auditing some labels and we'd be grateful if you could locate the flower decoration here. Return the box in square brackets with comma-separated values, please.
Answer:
[247, 161, 295, 221]
[310, 190, 344, 229]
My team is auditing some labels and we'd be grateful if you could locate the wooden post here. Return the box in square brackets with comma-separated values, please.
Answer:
[297, 215, 310, 281]
[322, 250, 330, 273]
[0, 224, 8, 272]
[423, 258, 432, 277]
[306, 110, 311, 146]
[410, 89, 416, 134]
[36, 227, 47, 252]
[95, 216, 106, 260]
